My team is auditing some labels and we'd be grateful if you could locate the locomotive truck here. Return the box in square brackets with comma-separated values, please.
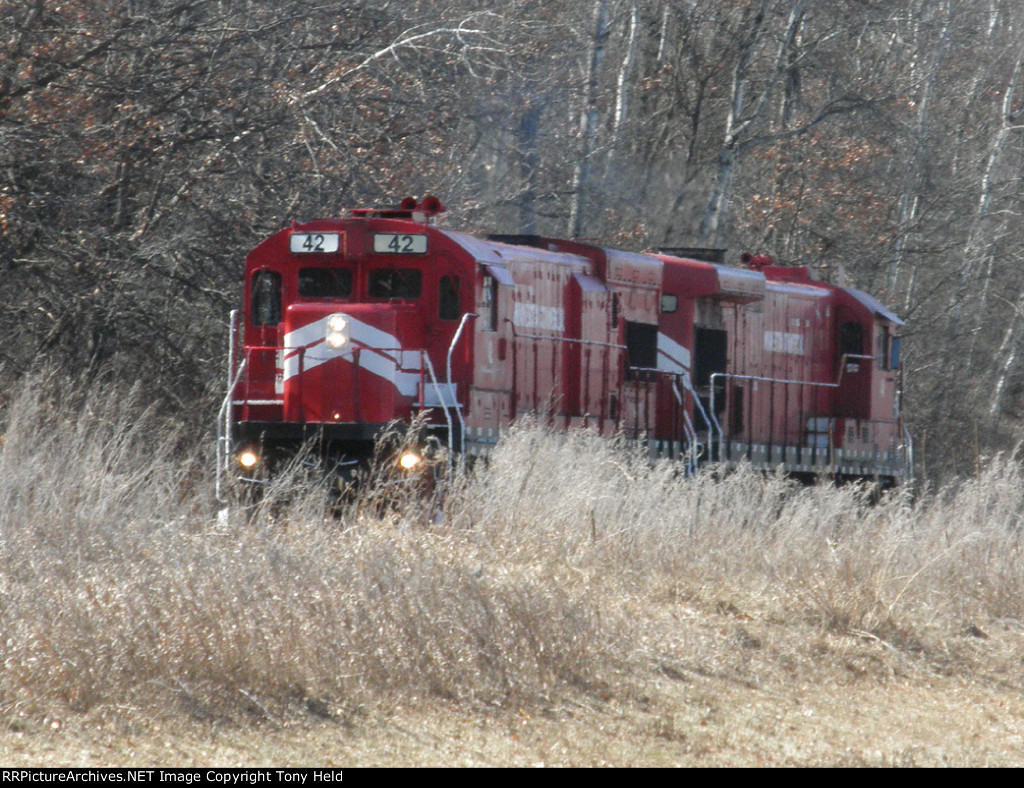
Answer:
[217, 196, 910, 496]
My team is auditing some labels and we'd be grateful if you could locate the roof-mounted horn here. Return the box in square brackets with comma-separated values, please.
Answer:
[350, 195, 446, 223]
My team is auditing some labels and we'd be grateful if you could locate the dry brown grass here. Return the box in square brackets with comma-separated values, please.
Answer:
[2, 377, 1024, 764]
[0, 382, 616, 723]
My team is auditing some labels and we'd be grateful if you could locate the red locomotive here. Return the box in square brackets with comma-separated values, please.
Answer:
[218, 196, 910, 494]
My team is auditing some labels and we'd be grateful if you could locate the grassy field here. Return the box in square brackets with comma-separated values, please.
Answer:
[2, 376, 1024, 766]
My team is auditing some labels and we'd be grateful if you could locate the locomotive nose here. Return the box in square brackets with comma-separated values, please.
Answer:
[281, 303, 425, 427]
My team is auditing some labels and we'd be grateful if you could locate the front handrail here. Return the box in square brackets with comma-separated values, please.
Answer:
[446, 313, 478, 459]
[679, 371, 716, 462]
[419, 352, 456, 466]
[216, 309, 245, 504]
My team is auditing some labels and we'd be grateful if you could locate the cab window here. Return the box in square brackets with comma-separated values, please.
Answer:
[876, 329, 889, 369]
[298, 268, 352, 299]
[839, 322, 863, 358]
[251, 269, 281, 326]
[368, 268, 422, 299]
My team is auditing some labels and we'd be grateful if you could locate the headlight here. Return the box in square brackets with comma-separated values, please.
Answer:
[326, 332, 347, 349]
[238, 449, 260, 469]
[326, 314, 349, 349]
[398, 451, 423, 470]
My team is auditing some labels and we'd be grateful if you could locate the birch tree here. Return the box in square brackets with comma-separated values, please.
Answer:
[568, 0, 611, 238]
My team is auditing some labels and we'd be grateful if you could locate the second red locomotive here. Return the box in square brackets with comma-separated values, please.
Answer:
[219, 197, 910, 492]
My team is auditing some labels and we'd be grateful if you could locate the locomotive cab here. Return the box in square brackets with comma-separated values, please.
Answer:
[832, 289, 905, 476]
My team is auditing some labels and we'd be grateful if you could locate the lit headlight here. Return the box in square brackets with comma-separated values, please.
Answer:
[398, 451, 423, 470]
[325, 314, 349, 349]
[238, 449, 260, 469]
[326, 332, 347, 349]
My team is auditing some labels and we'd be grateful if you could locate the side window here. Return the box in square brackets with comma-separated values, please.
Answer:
[251, 269, 281, 326]
[839, 321, 863, 359]
[890, 336, 902, 370]
[481, 273, 498, 331]
[439, 275, 460, 321]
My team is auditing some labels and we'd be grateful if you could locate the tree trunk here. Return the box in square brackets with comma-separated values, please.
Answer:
[890, 1, 953, 309]
[699, 0, 806, 246]
[568, 0, 610, 239]
[953, 40, 1024, 379]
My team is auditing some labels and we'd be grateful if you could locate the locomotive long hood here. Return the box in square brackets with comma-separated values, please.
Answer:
[653, 252, 766, 302]
[841, 287, 905, 325]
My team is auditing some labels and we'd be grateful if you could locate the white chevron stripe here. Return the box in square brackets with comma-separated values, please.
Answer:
[657, 332, 691, 374]
[281, 313, 422, 396]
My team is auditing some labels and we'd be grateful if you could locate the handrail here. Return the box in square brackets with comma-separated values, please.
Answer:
[506, 320, 627, 350]
[621, 364, 711, 467]
[651, 345, 700, 470]
[671, 377, 699, 475]
[421, 349, 458, 466]
[708, 353, 876, 424]
[902, 425, 914, 480]
[446, 313, 478, 460]
[420, 352, 456, 467]
[216, 309, 245, 504]
[228, 309, 240, 397]
[639, 345, 711, 464]
[672, 371, 719, 458]
[447, 312, 478, 387]
[708, 352, 915, 475]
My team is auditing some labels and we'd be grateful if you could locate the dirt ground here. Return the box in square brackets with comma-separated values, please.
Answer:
[4, 605, 1023, 767]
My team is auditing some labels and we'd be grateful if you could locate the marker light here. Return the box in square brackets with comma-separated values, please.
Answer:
[398, 451, 423, 470]
[238, 449, 259, 469]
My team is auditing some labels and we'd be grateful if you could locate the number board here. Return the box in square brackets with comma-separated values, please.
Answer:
[373, 233, 428, 254]
[290, 233, 340, 253]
